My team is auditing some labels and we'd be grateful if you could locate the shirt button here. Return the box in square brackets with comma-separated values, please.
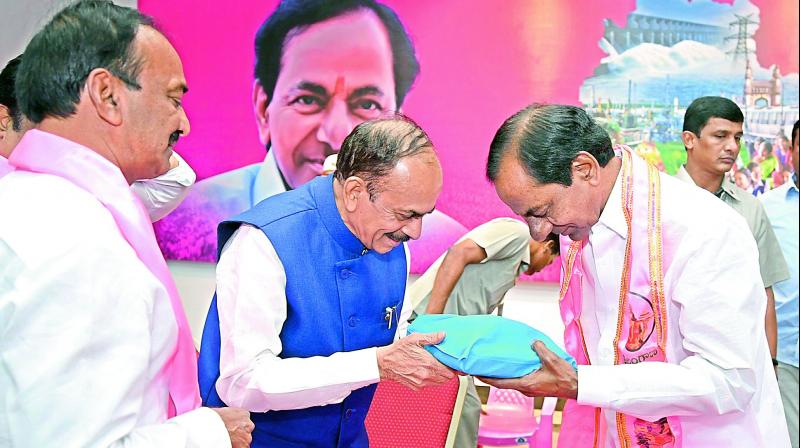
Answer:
[344, 408, 354, 419]
[348, 316, 358, 327]
[340, 269, 352, 279]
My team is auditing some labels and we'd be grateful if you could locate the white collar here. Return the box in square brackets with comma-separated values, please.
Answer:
[253, 150, 288, 204]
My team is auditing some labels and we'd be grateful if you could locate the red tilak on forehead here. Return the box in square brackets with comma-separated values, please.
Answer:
[332, 76, 345, 96]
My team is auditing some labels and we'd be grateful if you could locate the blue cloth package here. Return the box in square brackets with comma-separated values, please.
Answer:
[408, 314, 577, 378]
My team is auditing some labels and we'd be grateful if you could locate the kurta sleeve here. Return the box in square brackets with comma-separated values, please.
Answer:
[214, 225, 382, 412]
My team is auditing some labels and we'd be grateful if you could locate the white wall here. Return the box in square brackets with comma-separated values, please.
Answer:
[0, 0, 138, 64]
[168, 260, 565, 351]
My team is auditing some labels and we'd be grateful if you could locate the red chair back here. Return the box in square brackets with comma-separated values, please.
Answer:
[366, 376, 465, 448]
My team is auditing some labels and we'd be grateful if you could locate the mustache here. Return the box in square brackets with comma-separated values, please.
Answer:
[168, 131, 182, 146]
[386, 231, 410, 243]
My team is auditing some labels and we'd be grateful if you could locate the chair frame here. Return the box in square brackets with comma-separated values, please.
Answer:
[444, 375, 470, 448]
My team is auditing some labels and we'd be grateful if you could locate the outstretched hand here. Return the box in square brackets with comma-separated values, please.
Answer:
[478, 340, 578, 399]
[376, 331, 455, 390]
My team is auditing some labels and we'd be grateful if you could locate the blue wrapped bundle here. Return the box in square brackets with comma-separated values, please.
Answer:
[408, 314, 577, 378]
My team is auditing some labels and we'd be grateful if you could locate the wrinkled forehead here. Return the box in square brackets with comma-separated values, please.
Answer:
[377, 154, 441, 206]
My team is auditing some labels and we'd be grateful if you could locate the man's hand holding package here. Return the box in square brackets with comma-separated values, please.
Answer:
[377, 331, 455, 390]
[478, 340, 578, 399]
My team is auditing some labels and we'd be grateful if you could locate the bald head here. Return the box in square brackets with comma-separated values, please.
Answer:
[336, 114, 439, 198]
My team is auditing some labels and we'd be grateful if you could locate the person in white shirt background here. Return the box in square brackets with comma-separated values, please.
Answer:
[480, 103, 790, 447]
[0, 1, 253, 446]
[0, 53, 195, 221]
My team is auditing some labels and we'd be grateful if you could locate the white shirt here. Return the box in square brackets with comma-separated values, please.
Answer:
[575, 168, 790, 447]
[214, 225, 412, 412]
[131, 151, 196, 222]
[0, 171, 228, 447]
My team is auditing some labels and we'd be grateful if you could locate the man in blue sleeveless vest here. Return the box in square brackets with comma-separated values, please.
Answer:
[198, 115, 455, 447]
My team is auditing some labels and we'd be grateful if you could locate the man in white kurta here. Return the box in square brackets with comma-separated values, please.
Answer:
[482, 103, 790, 447]
[0, 147, 228, 446]
[569, 163, 787, 446]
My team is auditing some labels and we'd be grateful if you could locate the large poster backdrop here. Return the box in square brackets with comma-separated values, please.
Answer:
[142, 0, 799, 281]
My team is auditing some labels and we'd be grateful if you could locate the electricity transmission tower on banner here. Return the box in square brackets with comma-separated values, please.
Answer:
[726, 14, 758, 61]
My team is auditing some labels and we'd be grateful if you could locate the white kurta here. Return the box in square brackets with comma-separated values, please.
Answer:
[0, 171, 228, 447]
[575, 168, 790, 447]
[214, 225, 412, 412]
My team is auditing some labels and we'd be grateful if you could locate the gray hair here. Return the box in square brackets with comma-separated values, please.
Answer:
[335, 114, 434, 199]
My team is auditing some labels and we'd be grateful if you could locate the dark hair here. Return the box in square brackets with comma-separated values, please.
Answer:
[762, 141, 773, 154]
[15, 0, 154, 123]
[254, 0, 419, 109]
[793, 120, 799, 147]
[486, 104, 614, 186]
[0, 55, 23, 131]
[682, 96, 744, 139]
[335, 114, 433, 199]
[545, 232, 560, 256]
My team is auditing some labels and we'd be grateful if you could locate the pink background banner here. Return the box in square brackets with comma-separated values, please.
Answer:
[141, 0, 799, 281]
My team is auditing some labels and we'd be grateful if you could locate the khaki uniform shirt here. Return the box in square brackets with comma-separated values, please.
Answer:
[676, 165, 789, 287]
[409, 218, 530, 316]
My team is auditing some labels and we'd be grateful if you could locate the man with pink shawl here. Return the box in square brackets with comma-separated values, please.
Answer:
[481, 104, 790, 447]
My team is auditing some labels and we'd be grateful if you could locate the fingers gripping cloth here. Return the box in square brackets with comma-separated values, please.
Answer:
[408, 314, 577, 378]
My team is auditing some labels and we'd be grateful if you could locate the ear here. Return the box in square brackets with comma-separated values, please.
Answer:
[252, 80, 270, 146]
[681, 130, 697, 153]
[85, 68, 123, 126]
[571, 151, 601, 186]
[341, 175, 367, 212]
[0, 105, 12, 136]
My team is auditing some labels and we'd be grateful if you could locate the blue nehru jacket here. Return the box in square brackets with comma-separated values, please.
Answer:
[198, 175, 407, 447]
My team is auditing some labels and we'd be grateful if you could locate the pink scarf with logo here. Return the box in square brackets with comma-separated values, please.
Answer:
[557, 146, 682, 447]
[8, 130, 200, 416]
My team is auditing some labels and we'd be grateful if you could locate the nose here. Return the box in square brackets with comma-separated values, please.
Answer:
[725, 136, 740, 153]
[178, 107, 191, 137]
[527, 218, 553, 242]
[403, 217, 424, 241]
[316, 100, 353, 152]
